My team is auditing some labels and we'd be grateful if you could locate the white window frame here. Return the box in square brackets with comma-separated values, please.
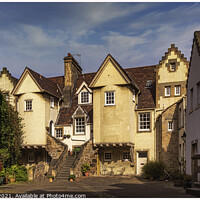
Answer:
[80, 91, 90, 104]
[28, 153, 35, 163]
[175, 85, 181, 96]
[168, 121, 173, 131]
[56, 128, 63, 139]
[75, 117, 85, 135]
[104, 152, 112, 161]
[122, 151, 130, 161]
[25, 100, 33, 111]
[165, 86, 171, 97]
[105, 91, 115, 106]
[50, 97, 54, 108]
[138, 112, 150, 131]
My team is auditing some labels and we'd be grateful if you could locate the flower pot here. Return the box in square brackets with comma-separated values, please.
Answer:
[84, 172, 89, 177]
[70, 178, 74, 182]
[49, 178, 53, 182]
[10, 178, 15, 183]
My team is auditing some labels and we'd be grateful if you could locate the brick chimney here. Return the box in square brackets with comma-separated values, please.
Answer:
[63, 53, 82, 107]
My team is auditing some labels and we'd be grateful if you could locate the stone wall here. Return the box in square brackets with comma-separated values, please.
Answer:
[73, 140, 98, 177]
[46, 133, 66, 159]
[157, 102, 179, 170]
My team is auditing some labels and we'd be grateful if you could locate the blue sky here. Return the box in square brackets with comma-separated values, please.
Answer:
[0, 2, 200, 78]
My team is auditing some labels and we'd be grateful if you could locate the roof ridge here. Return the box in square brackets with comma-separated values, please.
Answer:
[125, 65, 156, 70]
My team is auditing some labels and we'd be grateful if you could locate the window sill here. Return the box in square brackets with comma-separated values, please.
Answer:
[104, 104, 116, 107]
[24, 110, 33, 112]
[137, 130, 151, 133]
[164, 95, 171, 98]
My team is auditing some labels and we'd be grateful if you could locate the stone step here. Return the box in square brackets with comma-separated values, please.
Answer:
[186, 188, 200, 197]
[193, 182, 200, 188]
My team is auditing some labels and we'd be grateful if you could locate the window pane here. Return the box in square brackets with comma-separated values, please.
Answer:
[139, 113, 150, 131]
[105, 91, 115, 105]
[75, 118, 85, 134]
[81, 92, 89, 103]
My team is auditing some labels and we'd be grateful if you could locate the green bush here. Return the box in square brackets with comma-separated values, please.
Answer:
[15, 165, 28, 182]
[142, 161, 165, 179]
[0, 165, 28, 182]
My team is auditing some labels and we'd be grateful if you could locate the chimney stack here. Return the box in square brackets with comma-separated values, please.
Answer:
[63, 53, 82, 107]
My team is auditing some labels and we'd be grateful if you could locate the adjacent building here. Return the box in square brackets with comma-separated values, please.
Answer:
[186, 31, 200, 181]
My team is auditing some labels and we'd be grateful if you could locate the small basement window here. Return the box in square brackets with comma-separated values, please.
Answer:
[28, 153, 35, 163]
[104, 152, 112, 161]
[122, 152, 130, 161]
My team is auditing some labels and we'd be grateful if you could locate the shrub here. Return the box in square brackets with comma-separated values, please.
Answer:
[142, 161, 165, 179]
[0, 165, 28, 182]
[15, 165, 28, 182]
[81, 163, 90, 173]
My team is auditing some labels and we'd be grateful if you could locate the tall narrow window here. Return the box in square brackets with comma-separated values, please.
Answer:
[165, 86, 171, 97]
[190, 88, 193, 110]
[75, 118, 85, 134]
[50, 97, 54, 108]
[175, 85, 181, 96]
[168, 121, 173, 131]
[139, 113, 150, 131]
[25, 100, 32, 111]
[105, 91, 115, 105]
[81, 91, 89, 104]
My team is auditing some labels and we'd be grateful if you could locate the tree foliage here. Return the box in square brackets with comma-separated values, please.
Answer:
[0, 91, 23, 167]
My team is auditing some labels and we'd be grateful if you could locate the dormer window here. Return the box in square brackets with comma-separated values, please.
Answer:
[81, 91, 89, 104]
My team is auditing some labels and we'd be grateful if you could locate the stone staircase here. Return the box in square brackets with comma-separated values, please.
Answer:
[56, 154, 76, 180]
[186, 182, 200, 197]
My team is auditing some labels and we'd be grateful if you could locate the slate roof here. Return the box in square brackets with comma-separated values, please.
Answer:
[56, 73, 95, 125]
[27, 67, 62, 98]
[125, 65, 156, 109]
[56, 65, 156, 125]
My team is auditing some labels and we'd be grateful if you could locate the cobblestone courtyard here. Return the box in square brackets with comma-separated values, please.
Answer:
[0, 176, 194, 198]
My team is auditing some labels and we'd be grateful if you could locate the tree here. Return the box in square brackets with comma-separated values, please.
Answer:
[0, 91, 23, 167]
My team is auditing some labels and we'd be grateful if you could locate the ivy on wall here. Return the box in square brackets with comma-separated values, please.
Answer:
[0, 91, 23, 168]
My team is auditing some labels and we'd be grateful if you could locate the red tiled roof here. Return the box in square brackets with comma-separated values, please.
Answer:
[56, 73, 95, 125]
[27, 67, 62, 98]
[47, 76, 64, 90]
[125, 65, 156, 109]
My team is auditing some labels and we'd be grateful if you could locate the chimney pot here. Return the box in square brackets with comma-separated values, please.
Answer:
[68, 53, 71, 57]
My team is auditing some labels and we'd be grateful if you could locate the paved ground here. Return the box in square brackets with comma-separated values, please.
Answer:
[0, 176, 195, 198]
